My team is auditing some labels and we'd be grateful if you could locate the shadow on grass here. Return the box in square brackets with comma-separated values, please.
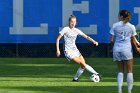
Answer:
[0, 58, 67, 64]
[0, 85, 140, 93]
[0, 58, 139, 93]
[0, 64, 117, 82]
[0, 86, 117, 93]
[0, 58, 76, 78]
[0, 58, 139, 82]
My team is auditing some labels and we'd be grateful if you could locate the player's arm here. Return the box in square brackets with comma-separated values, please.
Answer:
[82, 34, 98, 46]
[56, 34, 62, 57]
[135, 37, 140, 46]
[131, 25, 140, 53]
[110, 34, 114, 47]
[131, 36, 140, 53]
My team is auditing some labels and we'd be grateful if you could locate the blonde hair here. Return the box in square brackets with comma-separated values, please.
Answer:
[69, 15, 76, 22]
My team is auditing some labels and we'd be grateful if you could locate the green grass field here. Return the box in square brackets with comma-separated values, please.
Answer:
[0, 58, 139, 93]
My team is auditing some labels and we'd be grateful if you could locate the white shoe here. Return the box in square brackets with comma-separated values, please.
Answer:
[128, 89, 132, 93]
[118, 91, 122, 93]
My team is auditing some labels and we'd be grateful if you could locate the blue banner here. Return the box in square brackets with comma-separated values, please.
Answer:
[0, 0, 140, 43]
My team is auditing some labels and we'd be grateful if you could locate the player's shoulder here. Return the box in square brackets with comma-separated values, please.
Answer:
[74, 27, 82, 32]
[59, 26, 69, 34]
[126, 22, 135, 28]
[63, 26, 70, 30]
[112, 21, 122, 28]
[126, 22, 136, 31]
[60, 26, 70, 32]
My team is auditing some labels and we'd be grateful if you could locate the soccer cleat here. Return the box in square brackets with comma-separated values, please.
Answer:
[118, 87, 122, 93]
[72, 78, 79, 82]
[97, 73, 102, 80]
[118, 91, 122, 93]
[128, 89, 132, 93]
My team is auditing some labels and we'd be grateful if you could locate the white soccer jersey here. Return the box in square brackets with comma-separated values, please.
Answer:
[59, 26, 85, 52]
[110, 21, 137, 52]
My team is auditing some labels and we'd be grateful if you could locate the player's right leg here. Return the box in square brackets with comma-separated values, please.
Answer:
[126, 59, 133, 93]
[64, 50, 86, 81]
[122, 50, 133, 93]
[72, 55, 86, 81]
[72, 66, 85, 81]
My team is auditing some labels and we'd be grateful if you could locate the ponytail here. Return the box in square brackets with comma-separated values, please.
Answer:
[119, 10, 131, 23]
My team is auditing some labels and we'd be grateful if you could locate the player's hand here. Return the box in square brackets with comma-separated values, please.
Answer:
[137, 42, 140, 46]
[94, 42, 98, 46]
[136, 47, 140, 53]
[56, 50, 61, 57]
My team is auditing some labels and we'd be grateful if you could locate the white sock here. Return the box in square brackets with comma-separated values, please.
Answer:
[127, 73, 133, 93]
[117, 72, 124, 93]
[73, 67, 85, 80]
[85, 64, 98, 74]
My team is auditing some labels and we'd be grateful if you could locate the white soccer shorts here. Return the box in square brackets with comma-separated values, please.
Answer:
[64, 50, 81, 61]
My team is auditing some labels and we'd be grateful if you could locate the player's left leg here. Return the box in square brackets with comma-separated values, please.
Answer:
[117, 61, 125, 93]
[126, 59, 133, 93]
[72, 55, 98, 81]
[78, 55, 98, 74]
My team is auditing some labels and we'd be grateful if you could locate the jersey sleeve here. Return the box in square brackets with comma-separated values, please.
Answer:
[131, 25, 137, 36]
[110, 24, 115, 35]
[59, 27, 67, 36]
[75, 28, 85, 36]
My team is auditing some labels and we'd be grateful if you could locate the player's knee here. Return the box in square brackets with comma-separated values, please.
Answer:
[128, 69, 133, 73]
[79, 62, 86, 69]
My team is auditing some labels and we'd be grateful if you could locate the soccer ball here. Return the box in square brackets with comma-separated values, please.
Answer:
[90, 74, 100, 82]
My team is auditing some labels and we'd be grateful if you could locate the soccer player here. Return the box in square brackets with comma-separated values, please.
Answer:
[56, 15, 100, 81]
[110, 10, 140, 93]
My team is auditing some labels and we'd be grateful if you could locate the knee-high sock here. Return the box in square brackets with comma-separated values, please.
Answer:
[85, 64, 98, 74]
[73, 67, 85, 80]
[127, 73, 133, 93]
[117, 72, 124, 93]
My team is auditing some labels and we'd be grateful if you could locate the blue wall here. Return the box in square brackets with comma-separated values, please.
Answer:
[0, 0, 140, 43]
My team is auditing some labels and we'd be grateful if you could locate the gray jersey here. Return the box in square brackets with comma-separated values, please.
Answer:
[59, 27, 85, 52]
[110, 21, 136, 52]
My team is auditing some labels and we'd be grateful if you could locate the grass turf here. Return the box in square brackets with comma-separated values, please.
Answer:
[0, 58, 139, 93]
